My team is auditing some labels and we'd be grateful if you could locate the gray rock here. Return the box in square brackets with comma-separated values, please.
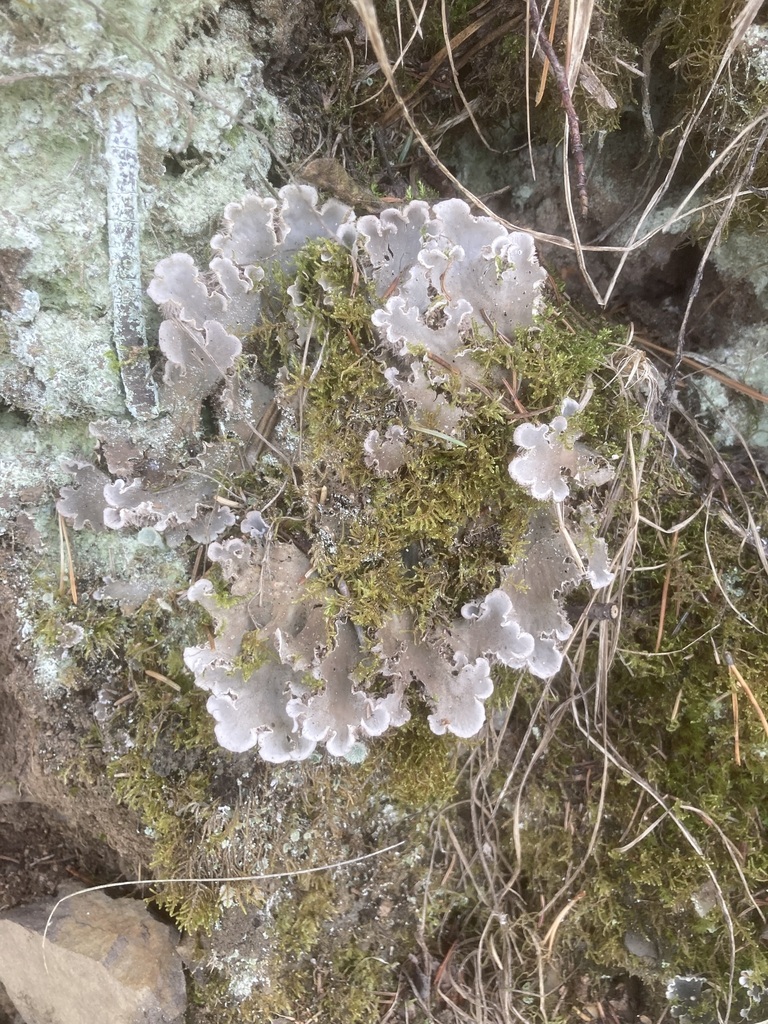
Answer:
[624, 928, 659, 963]
[0, 889, 186, 1024]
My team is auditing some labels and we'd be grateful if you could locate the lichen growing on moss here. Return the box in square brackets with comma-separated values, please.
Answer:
[124, 188, 623, 759]
[20, 181, 633, 1017]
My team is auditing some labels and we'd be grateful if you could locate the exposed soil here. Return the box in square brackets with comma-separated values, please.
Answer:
[0, 560, 153, 914]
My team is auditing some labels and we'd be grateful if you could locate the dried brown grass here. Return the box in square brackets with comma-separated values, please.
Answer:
[351, 0, 766, 310]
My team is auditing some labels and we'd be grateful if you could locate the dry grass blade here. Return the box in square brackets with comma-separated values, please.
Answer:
[356, 0, 760, 282]
[351, 0, 585, 251]
[440, 0, 496, 149]
[633, 333, 768, 405]
[452, 348, 764, 1021]
[654, 529, 679, 653]
[601, 0, 766, 308]
[662, 116, 768, 411]
[379, 6, 500, 127]
[43, 841, 405, 969]
[542, 889, 585, 957]
[729, 0, 764, 51]
[144, 669, 182, 691]
[578, 722, 738, 1023]
[703, 500, 767, 634]
[727, 653, 768, 745]
[534, 0, 559, 106]
[674, 404, 768, 577]
[528, 0, 589, 216]
[388, 0, 432, 77]
[615, 810, 669, 854]
[58, 512, 78, 605]
[565, 0, 595, 91]
[679, 800, 765, 923]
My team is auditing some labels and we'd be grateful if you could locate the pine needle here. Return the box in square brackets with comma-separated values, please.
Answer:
[58, 512, 78, 605]
[654, 529, 679, 653]
[144, 669, 182, 692]
[727, 652, 768, 743]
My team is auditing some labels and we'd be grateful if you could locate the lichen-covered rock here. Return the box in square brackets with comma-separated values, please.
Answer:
[0, 0, 292, 696]
[0, 0, 279, 425]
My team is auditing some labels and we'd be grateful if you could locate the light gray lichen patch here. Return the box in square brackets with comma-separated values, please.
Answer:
[9, 310, 126, 422]
[0, 0, 280, 428]
[692, 324, 768, 449]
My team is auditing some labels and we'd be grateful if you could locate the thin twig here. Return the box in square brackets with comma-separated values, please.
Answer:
[542, 890, 585, 956]
[44, 841, 405, 961]
[58, 513, 78, 605]
[534, 0, 559, 106]
[528, 0, 589, 216]
[633, 333, 768, 405]
[727, 653, 768, 742]
[732, 685, 741, 765]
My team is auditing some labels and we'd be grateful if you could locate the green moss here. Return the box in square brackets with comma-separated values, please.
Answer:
[24, 572, 254, 934]
[320, 944, 393, 1022]
[28, 573, 196, 683]
[366, 707, 458, 808]
[205, 562, 247, 608]
[273, 874, 336, 954]
[169, 754, 434, 1022]
[106, 675, 234, 933]
[231, 629, 276, 678]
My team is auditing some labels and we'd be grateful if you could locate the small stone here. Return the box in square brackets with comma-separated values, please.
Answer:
[0, 888, 186, 1024]
[624, 929, 659, 963]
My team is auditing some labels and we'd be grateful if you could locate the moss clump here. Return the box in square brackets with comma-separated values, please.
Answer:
[366, 707, 459, 808]
[319, 944, 394, 1023]
[273, 874, 337, 954]
[26, 572, 252, 934]
[107, 677, 233, 933]
[231, 629, 278, 678]
[275, 238, 623, 654]
[28, 569, 194, 686]
[169, 753, 435, 1023]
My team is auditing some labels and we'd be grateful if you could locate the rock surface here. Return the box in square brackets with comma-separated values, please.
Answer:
[0, 889, 186, 1024]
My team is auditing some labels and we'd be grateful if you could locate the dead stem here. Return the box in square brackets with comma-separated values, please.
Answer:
[527, 0, 589, 217]
[654, 529, 679, 653]
[57, 512, 78, 605]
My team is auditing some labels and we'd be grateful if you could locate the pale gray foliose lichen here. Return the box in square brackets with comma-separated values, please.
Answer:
[57, 184, 616, 761]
